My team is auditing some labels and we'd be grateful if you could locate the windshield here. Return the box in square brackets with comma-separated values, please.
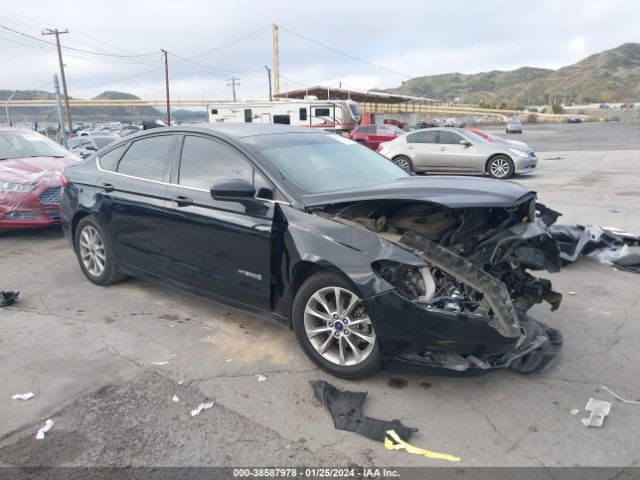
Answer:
[0, 131, 70, 160]
[462, 130, 489, 143]
[243, 132, 409, 194]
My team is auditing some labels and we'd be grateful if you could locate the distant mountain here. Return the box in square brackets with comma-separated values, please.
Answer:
[0, 90, 162, 121]
[388, 43, 640, 105]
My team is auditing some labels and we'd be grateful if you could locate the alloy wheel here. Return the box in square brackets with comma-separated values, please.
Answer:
[490, 158, 511, 178]
[303, 286, 376, 366]
[79, 225, 106, 277]
[394, 157, 411, 171]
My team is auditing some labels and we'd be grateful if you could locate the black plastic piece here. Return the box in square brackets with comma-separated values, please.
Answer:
[0, 291, 19, 307]
[310, 380, 417, 443]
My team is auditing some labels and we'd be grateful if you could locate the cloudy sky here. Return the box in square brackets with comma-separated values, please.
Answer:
[1, 0, 639, 103]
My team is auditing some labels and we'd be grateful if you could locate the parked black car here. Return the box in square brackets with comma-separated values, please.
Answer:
[61, 125, 563, 378]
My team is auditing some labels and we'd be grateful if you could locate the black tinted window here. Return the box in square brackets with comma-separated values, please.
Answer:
[407, 131, 436, 143]
[438, 131, 463, 145]
[314, 108, 330, 117]
[299, 108, 307, 121]
[98, 144, 127, 171]
[244, 109, 253, 123]
[273, 115, 290, 125]
[179, 136, 252, 190]
[116, 135, 172, 181]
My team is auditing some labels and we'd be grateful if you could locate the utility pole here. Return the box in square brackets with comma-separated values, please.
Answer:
[4, 90, 16, 127]
[226, 76, 240, 102]
[272, 24, 280, 97]
[265, 66, 272, 101]
[53, 75, 68, 147]
[42, 28, 73, 136]
[161, 49, 171, 125]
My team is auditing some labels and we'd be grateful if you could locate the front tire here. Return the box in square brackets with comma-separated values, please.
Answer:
[292, 271, 380, 378]
[75, 217, 126, 285]
[486, 155, 515, 179]
[393, 155, 414, 172]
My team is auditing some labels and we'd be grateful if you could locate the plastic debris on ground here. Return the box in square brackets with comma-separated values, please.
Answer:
[568, 291, 576, 295]
[256, 374, 267, 382]
[612, 252, 640, 274]
[152, 361, 170, 366]
[12, 392, 34, 401]
[601, 386, 640, 405]
[384, 429, 460, 462]
[570, 409, 580, 415]
[547, 224, 639, 266]
[581, 399, 612, 427]
[310, 380, 417, 443]
[36, 419, 54, 440]
[190, 401, 214, 417]
[172, 395, 180, 402]
[0, 291, 19, 307]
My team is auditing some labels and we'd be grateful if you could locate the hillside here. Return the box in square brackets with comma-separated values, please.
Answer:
[389, 43, 640, 105]
[0, 90, 161, 121]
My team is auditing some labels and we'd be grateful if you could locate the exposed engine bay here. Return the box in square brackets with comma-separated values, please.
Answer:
[312, 196, 564, 374]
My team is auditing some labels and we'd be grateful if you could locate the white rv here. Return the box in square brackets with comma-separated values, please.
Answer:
[207, 99, 361, 132]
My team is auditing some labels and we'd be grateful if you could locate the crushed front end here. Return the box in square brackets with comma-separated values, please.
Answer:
[313, 194, 564, 374]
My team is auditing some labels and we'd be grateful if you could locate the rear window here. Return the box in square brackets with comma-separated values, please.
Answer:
[407, 131, 436, 143]
[115, 135, 173, 181]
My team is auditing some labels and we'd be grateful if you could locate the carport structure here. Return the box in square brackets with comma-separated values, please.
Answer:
[275, 85, 437, 126]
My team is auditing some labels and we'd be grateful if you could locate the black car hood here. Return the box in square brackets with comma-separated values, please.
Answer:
[302, 176, 535, 209]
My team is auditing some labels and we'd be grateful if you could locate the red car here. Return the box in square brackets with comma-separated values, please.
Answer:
[0, 127, 77, 230]
[349, 124, 403, 149]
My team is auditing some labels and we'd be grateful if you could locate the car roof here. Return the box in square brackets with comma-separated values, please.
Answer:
[0, 126, 38, 134]
[140, 123, 328, 139]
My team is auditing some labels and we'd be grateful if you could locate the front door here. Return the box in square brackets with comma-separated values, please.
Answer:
[95, 134, 178, 276]
[164, 134, 274, 311]
[434, 130, 481, 171]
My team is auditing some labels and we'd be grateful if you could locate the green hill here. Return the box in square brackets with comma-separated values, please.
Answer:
[389, 43, 640, 106]
[0, 90, 161, 121]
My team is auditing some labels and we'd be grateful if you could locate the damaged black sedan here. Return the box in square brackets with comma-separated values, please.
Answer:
[61, 124, 563, 378]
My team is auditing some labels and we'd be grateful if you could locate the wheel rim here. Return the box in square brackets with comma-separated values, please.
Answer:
[490, 158, 510, 178]
[395, 158, 410, 171]
[303, 286, 376, 367]
[79, 225, 106, 277]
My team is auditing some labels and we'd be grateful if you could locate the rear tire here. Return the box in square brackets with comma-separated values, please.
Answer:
[486, 155, 514, 179]
[74, 217, 126, 285]
[292, 271, 380, 379]
[393, 155, 414, 172]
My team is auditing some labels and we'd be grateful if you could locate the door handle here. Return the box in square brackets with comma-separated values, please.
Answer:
[440, 147, 446, 151]
[408, 145, 414, 149]
[172, 195, 193, 207]
[99, 182, 115, 192]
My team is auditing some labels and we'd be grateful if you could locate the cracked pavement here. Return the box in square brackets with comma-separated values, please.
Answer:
[1, 124, 640, 468]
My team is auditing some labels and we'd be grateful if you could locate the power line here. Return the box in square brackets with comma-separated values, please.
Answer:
[0, 24, 157, 58]
[279, 25, 411, 79]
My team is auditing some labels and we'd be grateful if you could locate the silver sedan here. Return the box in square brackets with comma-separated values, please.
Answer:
[377, 127, 537, 179]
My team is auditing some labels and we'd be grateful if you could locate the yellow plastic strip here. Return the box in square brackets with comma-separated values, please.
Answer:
[384, 430, 461, 463]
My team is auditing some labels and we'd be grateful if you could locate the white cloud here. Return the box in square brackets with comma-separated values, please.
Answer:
[1, 0, 639, 101]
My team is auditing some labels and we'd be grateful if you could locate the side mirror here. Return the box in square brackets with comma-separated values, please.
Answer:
[460, 139, 472, 147]
[210, 179, 256, 199]
[85, 145, 97, 151]
[211, 179, 267, 214]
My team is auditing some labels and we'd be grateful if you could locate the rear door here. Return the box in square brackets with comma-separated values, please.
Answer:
[95, 133, 178, 276]
[405, 130, 438, 170]
[164, 134, 274, 311]
[434, 130, 481, 171]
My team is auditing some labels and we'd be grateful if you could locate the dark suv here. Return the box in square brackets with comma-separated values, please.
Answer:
[348, 124, 403, 149]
